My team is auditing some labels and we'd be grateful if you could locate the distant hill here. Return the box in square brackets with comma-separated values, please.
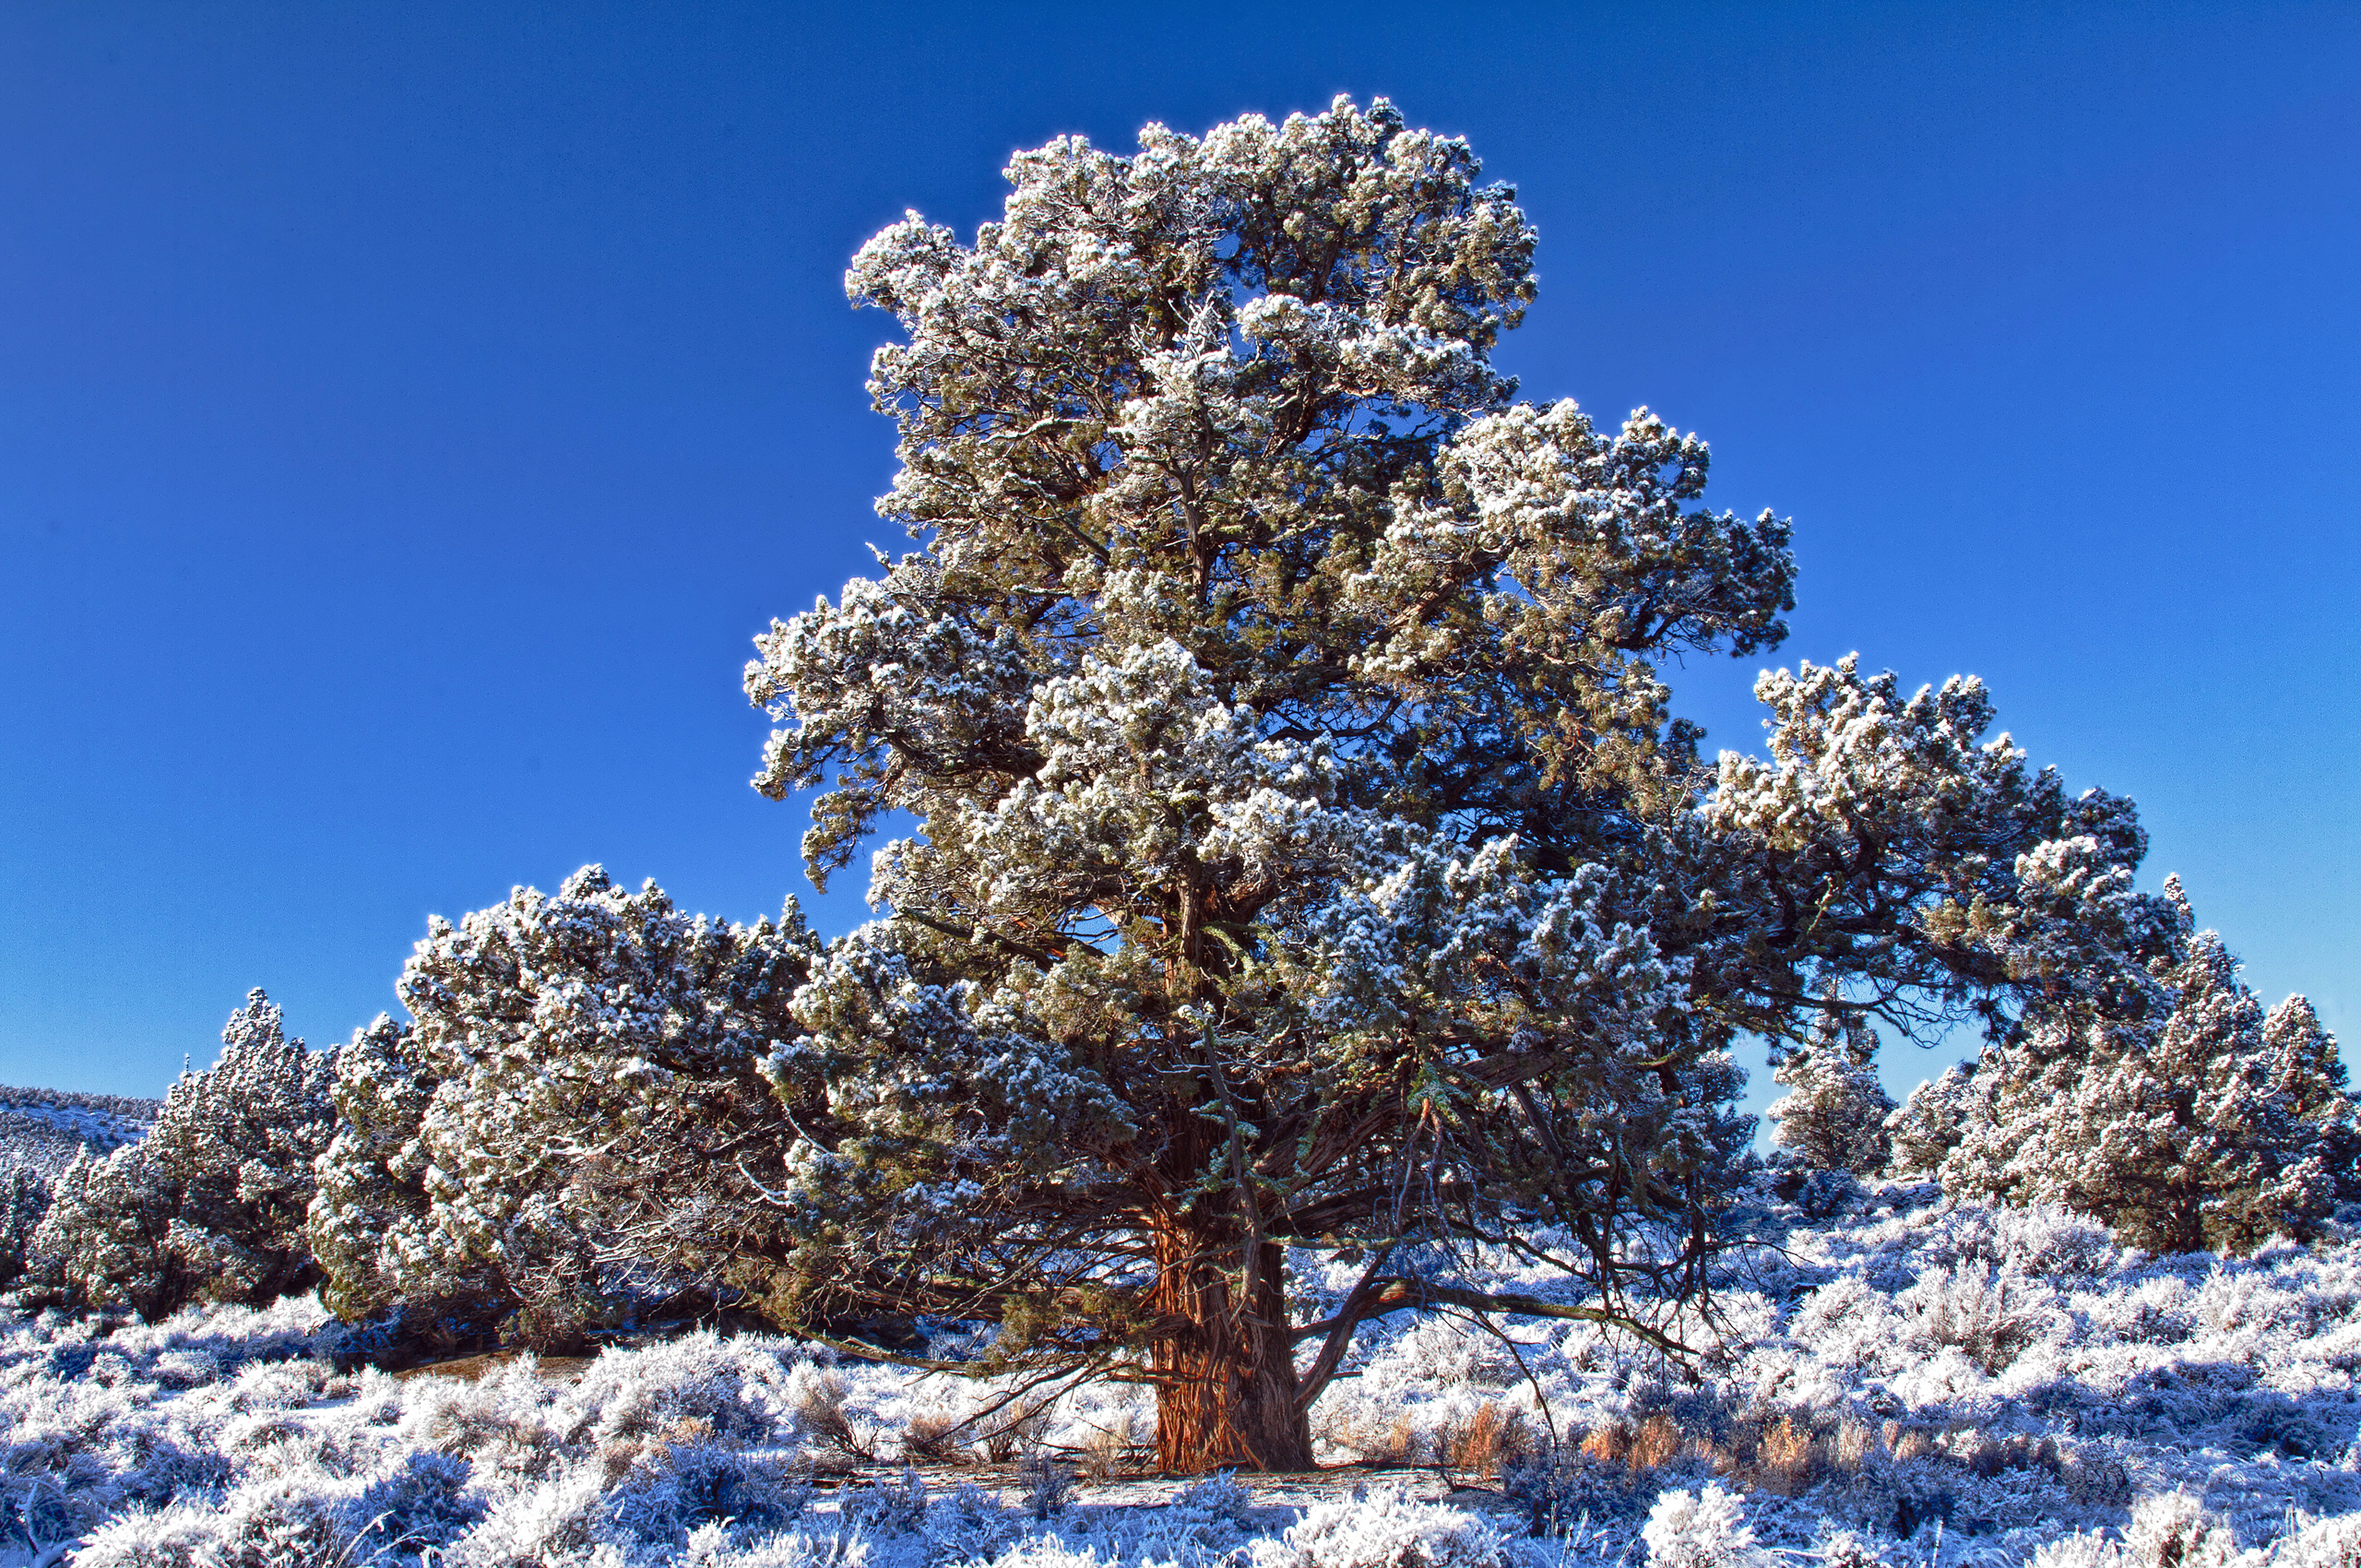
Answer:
[0, 1084, 160, 1175]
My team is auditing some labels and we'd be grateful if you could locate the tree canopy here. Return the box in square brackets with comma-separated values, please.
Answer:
[729, 98, 2170, 1471]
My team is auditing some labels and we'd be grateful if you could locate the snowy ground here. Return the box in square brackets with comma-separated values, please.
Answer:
[6, 1182, 2361, 1567]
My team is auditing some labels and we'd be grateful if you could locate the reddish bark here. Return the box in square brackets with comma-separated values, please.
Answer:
[1145, 1211, 1315, 1473]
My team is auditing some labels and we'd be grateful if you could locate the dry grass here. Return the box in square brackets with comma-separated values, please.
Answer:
[791, 1372, 876, 1466]
[1318, 1402, 1428, 1465]
[1433, 1401, 1534, 1482]
[1078, 1409, 1149, 1481]
[900, 1409, 973, 1466]
[979, 1399, 1053, 1464]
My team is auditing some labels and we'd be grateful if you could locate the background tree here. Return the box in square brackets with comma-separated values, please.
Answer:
[34, 990, 333, 1320]
[1934, 879, 2355, 1253]
[739, 98, 2167, 1471]
[0, 1165, 49, 1294]
[1765, 1003, 1893, 1176]
[310, 867, 816, 1348]
[1884, 1062, 1987, 1178]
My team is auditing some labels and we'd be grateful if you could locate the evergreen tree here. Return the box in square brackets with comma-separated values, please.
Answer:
[310, 867, 817, 1348]
[0, 1164, 49, 1292]
[1938, 880, 2355, 1253]
[1884, 1062, 1987, 1179]
[739, 98, 2168, 1470]
[1766, 1004, 1894, 1175]
[34, 990, 333, 1319]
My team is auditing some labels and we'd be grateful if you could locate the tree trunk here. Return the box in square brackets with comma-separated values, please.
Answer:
[1145, 1213, 1316, 1473]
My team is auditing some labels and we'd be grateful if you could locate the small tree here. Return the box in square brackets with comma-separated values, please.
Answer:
[1938, 880, 2355, 1253]
[1766, 1004, 1894, 1175]
[35, 990, 334, 1319]
[739, 99, 2167, 1470]
[310, 867, 816, 1348]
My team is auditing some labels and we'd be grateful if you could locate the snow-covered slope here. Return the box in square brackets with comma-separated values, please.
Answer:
[0, 1086, 157, 1177]
[2, 1184, 2357, 1568]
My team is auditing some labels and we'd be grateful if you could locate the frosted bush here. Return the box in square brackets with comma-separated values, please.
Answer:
[73, 1502, 225, 1568]
[2029, 1531, 2123, 1568]
[599, 1443, 811, 1549]
[925, 1480, 1019, 1562]
[2272, 1512, 2361, 1568]
[568, 1331, 798, 1449]
[1167, 1472, 1254, 1530]
[1818, 1529, 1890, 1568]
[2120, 1492, 2242, 1568]
[1901, 1260, 2044, 1374]
[2027, 1495, 2244, 1568]
[839, 1468, 929, 1536]
[682, 1523, 872, 1568]
[445, 1467, 607, 1567]
[1641, 1486, 1764, 1568]
[1250, 1486, 1505, 1568]
[349, 1449, 485, 1559]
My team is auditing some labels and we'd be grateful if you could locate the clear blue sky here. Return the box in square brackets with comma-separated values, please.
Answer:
[1, 4, 2354, 1123]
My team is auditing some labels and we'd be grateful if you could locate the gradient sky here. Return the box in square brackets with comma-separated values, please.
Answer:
[1, 4, 2354, 1132]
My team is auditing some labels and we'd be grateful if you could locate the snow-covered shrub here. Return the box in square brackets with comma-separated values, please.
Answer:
[839, 1468, 928, 1536]
[32, 990, 334, 1319]
[1767, 1008, 1893, 1175]
[444, 1467, 607, 1567]
[311, 866, 818, 1349]
[599, 1442, 811, 1550]
[1641, 1485, 1764, 1568]
[924, 1479, 1019, 1562]
[2120, 1491, 2242, 1568]
[2027, 1493, 2243, 1568]
[1169, 1471, 1254, 1531]
[1938, 887, 2357, 1254]
[1901, 1260, 2043, 1374]
[569, 1330, 796, 1450]
[2272, 1511, 2361, 1568]
[349, 1449, 486, 1560]
[1501, 1436, 1656, 1536]
[1817, 1529, 1890, 1568]
[1250, 1486, 1506, 1568]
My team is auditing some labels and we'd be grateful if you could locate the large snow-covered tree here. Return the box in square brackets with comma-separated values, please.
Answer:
[739, 98, 2168, 1471]
[309, 867, 817, 1348]
[35, 990, 334, 1320]
[1930, 879, 2355, 1253]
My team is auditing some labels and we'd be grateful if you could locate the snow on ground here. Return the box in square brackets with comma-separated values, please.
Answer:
[5, 1182, 2360, 1567]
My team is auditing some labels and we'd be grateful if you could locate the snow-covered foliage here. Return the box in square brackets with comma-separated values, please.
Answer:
[1642, 1485, 1763, 1568]
[729, 93, 2194, 1472]
[309, 867, 819, 1348]
[0, 1167, 49, 1292]
[8, 1187, 2361, 1567]
[1766, 1007, 1893, 1176]
[1926, 883, 2356, 1254]
[29, 991, 333, 1321]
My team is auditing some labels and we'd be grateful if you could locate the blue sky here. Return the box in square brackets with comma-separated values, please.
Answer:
[1, 4, 2354, 1124]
